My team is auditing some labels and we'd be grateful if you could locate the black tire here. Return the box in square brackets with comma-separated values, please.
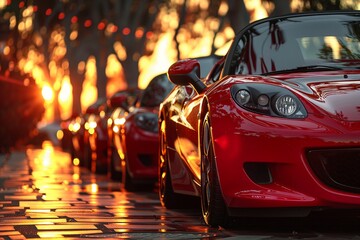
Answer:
[83, 141, 92, 170]
[121, 150, 153, 192]
[200, 113, 229, 227]
[159, 119, 196, 209]
[70, 141, 76, 165]
[122, 158, 139, 191]
[110, 147, 122, 181]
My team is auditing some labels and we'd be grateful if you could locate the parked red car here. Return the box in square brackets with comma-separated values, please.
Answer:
[59, 116, 74, 154]
[107, 88, 142, 180]
[115, 56, 220, 191]
[62, 101, 103, 167]
[85, 89, 142, 174]
[80, 99, 107, 169]
[159, 11, 360, 227]
[110, 73, 174, 190]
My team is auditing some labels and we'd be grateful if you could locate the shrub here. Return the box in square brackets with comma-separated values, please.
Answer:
[0, 72, 45, 152]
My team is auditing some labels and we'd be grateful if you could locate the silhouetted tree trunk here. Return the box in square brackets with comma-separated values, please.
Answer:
[174, 0, 187, 60]
[303, 0, 341, 11]
[227, 0, 250, 34]
[113, 0, 163, 88]
[270, 0, 291, 16]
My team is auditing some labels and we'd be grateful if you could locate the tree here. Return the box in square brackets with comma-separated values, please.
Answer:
[295, 0, 357, 11]
[228, 0, 250, 34]
[34, 0, 166, 115]
[1, 0, 260, 121]
[266, 0, 291, 16]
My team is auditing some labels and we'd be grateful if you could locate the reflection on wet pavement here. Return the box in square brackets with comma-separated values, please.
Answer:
[1, 141, 360, 239]
[0, 142, 228, 239]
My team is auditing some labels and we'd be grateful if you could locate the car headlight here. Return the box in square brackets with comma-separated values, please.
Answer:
[275, 95, 297, 116]
[134, 112, 159, 133]
[71, 122, 81, 133]
[231, 83, 307, 118]
[236, 89, 251, 105]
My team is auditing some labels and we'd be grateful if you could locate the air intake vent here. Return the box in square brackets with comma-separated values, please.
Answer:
[244, 162, 272, 184]
[307, 148, 360, 193]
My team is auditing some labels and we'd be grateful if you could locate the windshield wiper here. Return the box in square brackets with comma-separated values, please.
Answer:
[263, 65, 342, 76]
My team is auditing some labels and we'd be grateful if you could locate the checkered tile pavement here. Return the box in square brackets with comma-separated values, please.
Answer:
[1, 145, 358, 239]
[0, 146, 230, 239]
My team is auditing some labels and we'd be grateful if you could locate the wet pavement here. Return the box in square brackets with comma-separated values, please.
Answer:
[0, 142, 359, 239]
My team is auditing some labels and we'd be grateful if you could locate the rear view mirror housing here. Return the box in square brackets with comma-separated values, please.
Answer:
[168, 59, 206, 94]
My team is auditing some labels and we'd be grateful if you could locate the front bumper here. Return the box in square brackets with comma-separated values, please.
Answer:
[125, 124, 158, 180]
[211, 111, 360, 215]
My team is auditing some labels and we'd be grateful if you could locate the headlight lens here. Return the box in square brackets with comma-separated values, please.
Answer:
[134, 112, 159, 133]
[231, 83, 307, 118]
[235, 89, 251, 105]
[257, 94, 269, 106]
[275, 95, 297, 116]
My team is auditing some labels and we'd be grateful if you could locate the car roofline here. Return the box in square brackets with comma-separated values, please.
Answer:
[236, 10, 360, 35]
[221, 10, 360, 77]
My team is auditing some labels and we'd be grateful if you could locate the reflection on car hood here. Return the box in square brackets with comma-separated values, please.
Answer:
[276, 72, 360, 122]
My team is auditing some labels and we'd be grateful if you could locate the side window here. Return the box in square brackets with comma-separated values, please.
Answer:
[206, 59, 224, 84]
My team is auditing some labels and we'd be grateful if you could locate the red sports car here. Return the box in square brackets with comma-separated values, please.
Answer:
[118, 58, 220, 191]
[117, 73, 175, 191]
[159, 11, 360, 227]
[107, 88, 142, 180]
[82, 98, 107, 171]
[68, 102, 102, 167]
[85, 89, 141, 174]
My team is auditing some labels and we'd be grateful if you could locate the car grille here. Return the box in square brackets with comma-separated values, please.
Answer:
[138, 154, 155, 167]
[307, 148, 360, 194]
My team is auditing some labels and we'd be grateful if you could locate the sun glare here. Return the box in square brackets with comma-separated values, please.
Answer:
[42, 85, 54, 102]
[106, 54, 127, 97]
[244, 0, 268, 21]
[138, 32, 177, 89]
[59, 76, 73, 119]
[0, 0, 6, 9]
[81, 56, 98, 112]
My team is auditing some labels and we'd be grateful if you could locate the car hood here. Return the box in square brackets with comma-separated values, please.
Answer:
[272, 71, 360, 122]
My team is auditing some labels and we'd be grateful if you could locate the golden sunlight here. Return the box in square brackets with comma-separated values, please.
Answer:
[0, 0, 6, 9]
[138, 32, 177, 88]
[58, 75, 73, 119]
[106, 54, 127, 97]
[42, 84, 54, 102]
[14, 0, 272, 125]
[244, 0, 268, 21]
[81, 56, 98, 112]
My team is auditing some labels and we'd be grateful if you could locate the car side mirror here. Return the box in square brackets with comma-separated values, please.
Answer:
[109, 94, 130, 111]
[168, 59, 206, 94]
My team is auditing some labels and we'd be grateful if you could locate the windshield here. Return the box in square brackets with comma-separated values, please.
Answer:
[229, 13, 360, 75]
[139, 73, 174, 108]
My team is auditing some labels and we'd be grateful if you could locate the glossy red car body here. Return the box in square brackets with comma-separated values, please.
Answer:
[66, 102, 101, 167]
[113, 73, 175, 190]
[159, 11, 360, 227]
[107, 89, 142, 179]
[121, 107, 160, 183]
[117, 59, 220, 191]
[86, 89, 142, 174]
[82, 98, 108, 171]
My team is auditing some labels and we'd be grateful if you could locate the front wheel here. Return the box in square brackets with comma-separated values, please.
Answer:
[122, 159, 138, 191]
[200, 113, 229, 227]
[109, 146, 122, 181]
[83, 140, 92, 170]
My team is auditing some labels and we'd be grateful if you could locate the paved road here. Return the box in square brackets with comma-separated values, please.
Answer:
[0, 142, 359, 239]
